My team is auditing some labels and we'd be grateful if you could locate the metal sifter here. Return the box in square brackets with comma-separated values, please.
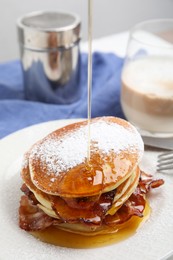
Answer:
[17, 10, 81, 104]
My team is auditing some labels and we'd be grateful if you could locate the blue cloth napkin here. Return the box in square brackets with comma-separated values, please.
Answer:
[0, 52, 125, 139]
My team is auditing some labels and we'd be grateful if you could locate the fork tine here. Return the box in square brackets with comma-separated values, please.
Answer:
[158, 151, 173, 158]
[157, 165, 173, 171]
[157, 151, 173, 174]
[159, 151, 173, 155]
[158, 154, 173, 160]
[157, 160, 173, 167]
[157, 170, 173, 174]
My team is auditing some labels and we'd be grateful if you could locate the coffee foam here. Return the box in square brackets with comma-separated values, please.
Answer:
[122, 56, 173, 98]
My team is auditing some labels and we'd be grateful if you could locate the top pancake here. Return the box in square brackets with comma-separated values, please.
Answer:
[27, 117, 144, 197]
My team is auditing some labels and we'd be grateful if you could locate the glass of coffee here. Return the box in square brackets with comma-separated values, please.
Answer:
[121, 19, 173, 137]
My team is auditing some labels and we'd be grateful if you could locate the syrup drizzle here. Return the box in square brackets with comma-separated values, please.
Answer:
[87, 0, 93, 162]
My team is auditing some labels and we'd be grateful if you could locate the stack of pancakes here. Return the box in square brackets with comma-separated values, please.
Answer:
[20, 117, 145, 235]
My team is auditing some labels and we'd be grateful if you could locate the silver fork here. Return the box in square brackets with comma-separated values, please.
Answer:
[157, 151, 173, 174]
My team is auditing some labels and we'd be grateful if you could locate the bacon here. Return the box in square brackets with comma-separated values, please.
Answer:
[19, 195, 56, 231]
[149, 179, 164, 188]
[19, 171, 164, 231]
[62, 190, 115, 211]
[105, 172, 164, 227]
[51, 196, 102, 225]
[51, 189, 116, 225]
[139, 171, 164, 194]
[105, 187, 145, 226]
[62, 195, 100, 210]
[20, 184, 38, 205]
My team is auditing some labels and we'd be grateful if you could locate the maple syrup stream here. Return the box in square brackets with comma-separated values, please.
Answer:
[87, 0, 93, 162]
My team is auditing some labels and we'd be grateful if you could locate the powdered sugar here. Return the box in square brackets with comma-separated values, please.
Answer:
[30, 120, 144, 176]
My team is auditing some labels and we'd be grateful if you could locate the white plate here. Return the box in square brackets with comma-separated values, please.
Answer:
[0, 119, 173, 260]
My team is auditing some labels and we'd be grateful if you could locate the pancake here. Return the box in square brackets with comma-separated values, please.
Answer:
[107, 167, 140, 215]
[28, 117, 144, 197]
[21, 153, 140, 222]
[19, 116, 164, 236]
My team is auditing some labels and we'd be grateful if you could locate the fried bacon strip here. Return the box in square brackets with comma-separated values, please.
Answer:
[19, 195, 63, 231]
[139, 171, 164, 194]
[104, 189, 145, 226]
[19, 172, 164, 231]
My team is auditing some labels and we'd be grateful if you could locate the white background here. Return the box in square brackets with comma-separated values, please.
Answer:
[0, 0, 173, 61]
